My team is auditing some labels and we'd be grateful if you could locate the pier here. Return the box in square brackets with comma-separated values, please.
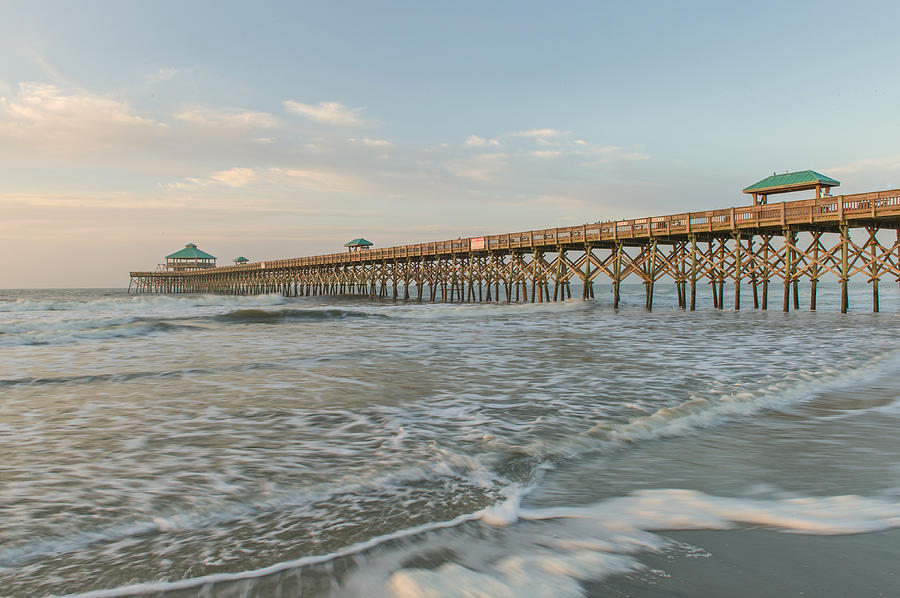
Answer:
[130, 186, 900, 313]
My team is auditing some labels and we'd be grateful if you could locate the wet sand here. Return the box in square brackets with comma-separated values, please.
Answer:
[594, 528, 900, 597]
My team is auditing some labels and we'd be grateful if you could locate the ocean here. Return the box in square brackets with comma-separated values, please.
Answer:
[1, 285, 898, 597]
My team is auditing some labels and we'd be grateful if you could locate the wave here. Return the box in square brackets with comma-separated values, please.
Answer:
[519, 488, 900, 535]
[58, 486, 900, 598]
[27, 347, 900, 594]
[54, 487, 524, 598]
[0, 365, 226, 388]
[526, 345, 900, 462]
[1, 443, 512, 575]
[0, 293, 288, 313]
[213, 307, 389, 323]
[386, 489, 900, 598]
[0, 318, 190, 346]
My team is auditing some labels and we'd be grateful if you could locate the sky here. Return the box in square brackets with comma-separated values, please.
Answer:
[2, 0, 899, 287]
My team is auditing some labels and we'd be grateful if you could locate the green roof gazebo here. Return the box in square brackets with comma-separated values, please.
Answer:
[233, 256, 249, 265]
[743, 170, 840, 206]
[165, 243, 217, 271]
[344, 238, 374, 252]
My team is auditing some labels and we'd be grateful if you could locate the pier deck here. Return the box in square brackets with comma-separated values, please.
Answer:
[130, 189, 900, 313]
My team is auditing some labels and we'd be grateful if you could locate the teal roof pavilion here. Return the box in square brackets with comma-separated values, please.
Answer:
[344, 238, 374, 248]
[743, 170, 840, 205]
[166, 243, 217, 260]
[233, 256, 249, 263]
[164, 243, 217, 271]
[744, 170, 840, 195]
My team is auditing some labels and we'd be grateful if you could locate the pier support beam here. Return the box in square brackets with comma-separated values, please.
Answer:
[761, 234, 771, 310]
[645, 239, 657, 310]
[783, 227, 793, 312]
[867, 227, 880, 313]
[717, 240, 725, 310]
[613, 242, 623, 309]
[841, 224, 850, 313]
[810, 231, 821, 311]
[733, 232, 742, 310]
[689, 236, 697, 311]
[749, 238, 758, 309]
[582, 245, 594, 300]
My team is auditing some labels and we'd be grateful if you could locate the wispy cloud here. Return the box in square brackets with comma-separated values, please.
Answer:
[164, 166, 373, 194]
[210, 167, 258, 187]
[571, 142, 650, 163]
[283, 100, 364, 126]
[514, 128, 567, 138]
[504, 130, 650, 163]
[0, 82, 166, 154]
[348, 137, 392, 147]
[146, 68, 186, 84]
[829, 155, 900, 176]
[446, 153, 510, 181]
[270, 167, 370, 193]
[175, 107, 279, 129]
[464, 135, 499, 148]
[532, 150, 562, 158]
[162, 177, 208, 191]
[531, 194, 592, 210]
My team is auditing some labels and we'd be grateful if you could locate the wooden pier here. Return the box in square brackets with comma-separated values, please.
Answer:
[130, 188, 900, 313]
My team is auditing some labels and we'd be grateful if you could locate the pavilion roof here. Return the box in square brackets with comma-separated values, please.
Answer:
[743, 170, 840, 195]
[166, 243, 217, 260]
[233, 256, 249, 263]
[344, 238, 374, 247]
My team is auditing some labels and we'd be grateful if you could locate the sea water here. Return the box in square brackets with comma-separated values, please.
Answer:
[1, 285, 898, 597]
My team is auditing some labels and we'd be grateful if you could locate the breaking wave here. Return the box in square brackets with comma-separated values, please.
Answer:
[213, 308, 388, 323]
[0, 293, 288, 313]
[58, 486, 900, 598]
[0, 317, 190, 346]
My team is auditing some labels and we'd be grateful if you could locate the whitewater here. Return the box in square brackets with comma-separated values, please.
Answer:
[0, 285, 898, 597]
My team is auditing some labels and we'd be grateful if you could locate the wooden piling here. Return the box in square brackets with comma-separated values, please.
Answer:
[841, 224, 849, 313]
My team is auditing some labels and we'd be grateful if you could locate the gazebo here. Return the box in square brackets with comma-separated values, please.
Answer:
[743, 170, 840, 206]
[165, 243, 217, 271]
[233, 256, 249, 265]
[344, 238, 374, 252]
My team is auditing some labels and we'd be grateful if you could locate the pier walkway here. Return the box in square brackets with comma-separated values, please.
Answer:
[130, 188, 900, 313]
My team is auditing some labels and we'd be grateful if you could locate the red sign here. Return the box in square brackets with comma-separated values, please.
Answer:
[471, 237, 486, 250]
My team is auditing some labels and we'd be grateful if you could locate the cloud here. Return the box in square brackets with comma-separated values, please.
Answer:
[828, 155, 900, 176]
[464, 135, 500, 148]
[348, 137, 392, 147]
[162, 177, 208, 191]
[146, 68, 186, 84]
[572, 142, 650, 162]
[446, 153, 510, 182]
[211, 167, 258, 187]
[165, 166, 371, 194]
[532, 194, 591, 210]
[269, 167, 370, 193]
[0, 82, 166, 154]
[532, 150, 562, 158]
[283, 100, 364, 126]
[175, 107, 279, 129]
[514, 128, 567, 138]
